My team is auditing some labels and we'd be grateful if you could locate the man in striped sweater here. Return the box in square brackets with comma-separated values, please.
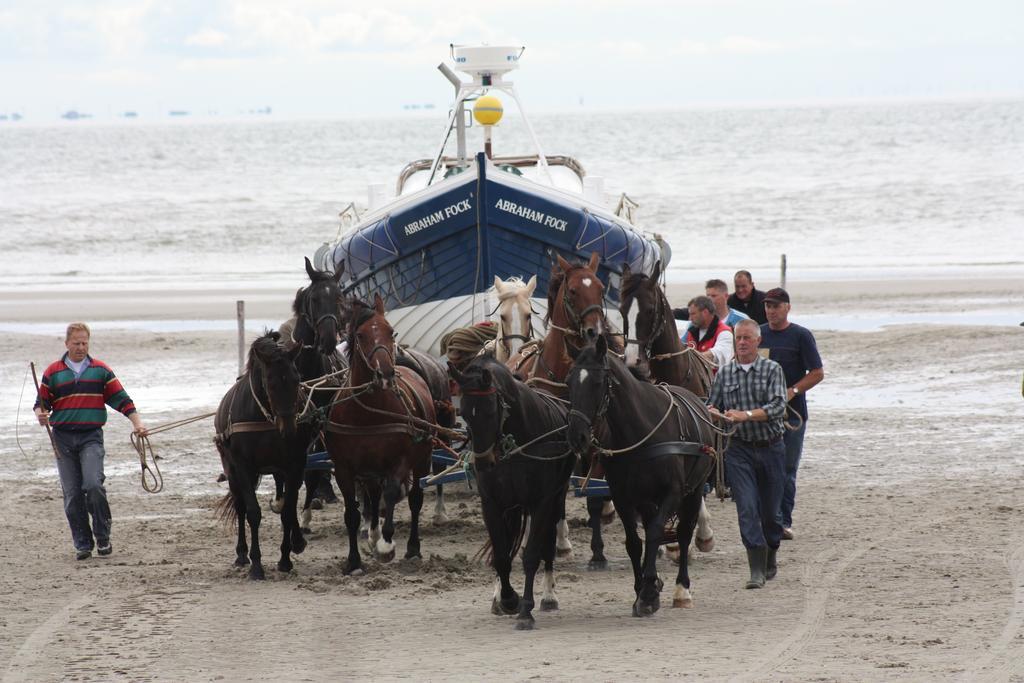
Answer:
[34, 322, 147, 560]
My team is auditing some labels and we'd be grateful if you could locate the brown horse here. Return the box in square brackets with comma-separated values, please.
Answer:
[507, 252, 608, 395]
[620, 261, 712, 398]
[324, 294, 435, 575]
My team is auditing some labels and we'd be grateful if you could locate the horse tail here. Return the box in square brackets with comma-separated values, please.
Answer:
[216, 490, 238, 526]
[472, 507, 529, 567]
[508, 507, 529, 561]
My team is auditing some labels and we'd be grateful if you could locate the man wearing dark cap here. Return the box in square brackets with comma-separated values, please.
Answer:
[759, 288, 824, 540]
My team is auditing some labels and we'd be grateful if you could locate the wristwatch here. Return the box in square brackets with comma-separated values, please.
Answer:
[792, 386, 800, 395]
[745, 410, 753, 419]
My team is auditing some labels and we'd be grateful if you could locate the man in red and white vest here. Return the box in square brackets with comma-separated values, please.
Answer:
[682, 295, 734, 369]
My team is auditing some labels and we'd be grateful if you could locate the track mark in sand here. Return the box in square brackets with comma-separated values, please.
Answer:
[2, 596, 93, 683]
[732, 512, 966, 683]
[958, 540, 1024, 682]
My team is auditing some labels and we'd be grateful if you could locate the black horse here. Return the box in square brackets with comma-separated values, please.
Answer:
[566, 335, 717, 615]
[284, 257, 346, 530]
[449, 355, 576, 631]
[214, 331, 309, 580]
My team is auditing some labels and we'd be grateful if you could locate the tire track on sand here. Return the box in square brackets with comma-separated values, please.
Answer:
[3, 596, 93, 683]
[959, 540, 1024, 682]
[732, 512, 966, 683]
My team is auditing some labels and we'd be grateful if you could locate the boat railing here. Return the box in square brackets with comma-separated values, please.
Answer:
[396, 154, 587, 196]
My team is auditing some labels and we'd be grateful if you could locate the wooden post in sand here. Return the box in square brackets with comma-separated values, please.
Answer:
[780, 254, 787, 289]
[236, 300, 245, 376]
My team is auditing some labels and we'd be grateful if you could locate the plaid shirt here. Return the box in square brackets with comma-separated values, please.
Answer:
[707, 356, 787, 442]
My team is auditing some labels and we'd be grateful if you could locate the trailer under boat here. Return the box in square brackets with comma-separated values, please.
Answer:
[314, 45, 671, 355]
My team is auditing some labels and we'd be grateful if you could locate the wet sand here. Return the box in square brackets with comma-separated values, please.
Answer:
[1, 277, 1023, 681]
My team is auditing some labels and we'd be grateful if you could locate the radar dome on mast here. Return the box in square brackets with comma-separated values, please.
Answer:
[451, 44, 524, 86]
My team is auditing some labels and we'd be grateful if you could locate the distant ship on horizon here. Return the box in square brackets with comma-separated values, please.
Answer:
[61, 110, 91, 120]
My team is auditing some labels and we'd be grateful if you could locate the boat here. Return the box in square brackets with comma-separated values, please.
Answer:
[313, 45, 670, 355]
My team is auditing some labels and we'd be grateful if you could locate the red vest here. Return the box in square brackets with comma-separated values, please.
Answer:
[684, 319, 731, 353]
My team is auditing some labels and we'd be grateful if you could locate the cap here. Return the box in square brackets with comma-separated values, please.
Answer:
[764, 287, 790, 304]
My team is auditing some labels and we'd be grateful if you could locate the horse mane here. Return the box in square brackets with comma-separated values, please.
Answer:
[247, 331, 286, 374]
[344, 300, 376, 362]
[620, 271, 648, 300]
[544, 266, 564, 324]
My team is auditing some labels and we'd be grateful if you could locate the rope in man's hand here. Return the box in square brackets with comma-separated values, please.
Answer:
[128, 412, 216, 494]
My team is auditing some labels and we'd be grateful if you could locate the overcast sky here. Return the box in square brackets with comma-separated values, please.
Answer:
[1, 0, 1022, 119]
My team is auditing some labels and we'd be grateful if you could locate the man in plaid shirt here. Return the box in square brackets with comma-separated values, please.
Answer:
[707, 319, 787, 589]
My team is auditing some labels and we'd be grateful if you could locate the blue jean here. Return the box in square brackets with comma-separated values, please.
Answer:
[778, 418, 807, 529]
[52, 428, 111, 552]
[725, 439, 785, 549]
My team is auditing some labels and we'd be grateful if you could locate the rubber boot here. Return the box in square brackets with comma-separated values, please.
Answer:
[745, 546, 767, 589]
[766, 547, 778, 581]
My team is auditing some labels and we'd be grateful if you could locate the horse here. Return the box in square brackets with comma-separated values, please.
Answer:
[289, 257, 348, 530]
[214, 331, 309, 580]
[335, 290, 457, 529]
[620, 262, 716, 557]
[449, 354, 576, 630]
[490, 275, 538, 364]
[565, 334, 717, 615]
[505, 252, 616, 568]
[324, 294, 436, 574]
[619, 261, 712, 398]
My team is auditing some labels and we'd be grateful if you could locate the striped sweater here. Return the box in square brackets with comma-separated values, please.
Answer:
[34, 355, 136, 431]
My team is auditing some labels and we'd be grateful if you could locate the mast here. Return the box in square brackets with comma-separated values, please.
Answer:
[427, 45, 554, 187]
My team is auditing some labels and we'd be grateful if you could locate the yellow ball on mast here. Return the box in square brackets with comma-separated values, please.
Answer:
[473, 95, 504, 126]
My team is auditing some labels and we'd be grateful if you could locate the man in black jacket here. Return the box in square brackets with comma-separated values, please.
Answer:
[729, 270, 768, 324]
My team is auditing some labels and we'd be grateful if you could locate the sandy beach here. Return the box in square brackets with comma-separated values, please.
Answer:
[2, 275, 1023, 682]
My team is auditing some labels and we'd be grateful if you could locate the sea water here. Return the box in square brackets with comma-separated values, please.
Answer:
[1, 99, 1021, 293]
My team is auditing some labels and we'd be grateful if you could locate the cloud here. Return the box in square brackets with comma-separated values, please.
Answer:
[719, 36, 785, 54]
[185, 27, 228, 48]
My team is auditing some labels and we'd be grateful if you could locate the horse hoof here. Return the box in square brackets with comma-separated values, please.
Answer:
[600, 513, 615, 527]
[632, 601, 657, 617]
[310, 498, 323, 511]
[269, 499, 284, 514]
[292, 538, 307, 555]
[359, 529, 369, 541]
[233, 557, 249, 568]
[492, 598, 519, 616]
[556, 546, 573, 559]
[696, 535, 715, 553]
[248, 566, 266, 581]
[404, 549, 422, 560]
[514, 617, 536, 631]
[344, 565, 364, 577]
[587, 558, 608, 571]
[378, 549, 396, 564]
[672, 598, 694, 608]
[277, 560, 293, 573]
[433, 512, 450, 525]
[540, 598, 559, 612]
[301, 527, 312, 535]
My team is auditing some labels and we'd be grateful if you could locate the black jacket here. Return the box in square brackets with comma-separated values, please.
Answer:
[728, 288, 768, 324]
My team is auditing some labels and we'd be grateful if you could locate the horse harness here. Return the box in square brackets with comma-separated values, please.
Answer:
[462, 384, 573, 465]
[216, 374, 312, 442]
[570, 368, 716, 499]
[324, 370, 433, 441]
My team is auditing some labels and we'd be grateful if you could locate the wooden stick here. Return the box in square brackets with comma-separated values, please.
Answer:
[30, 362, 62, 460]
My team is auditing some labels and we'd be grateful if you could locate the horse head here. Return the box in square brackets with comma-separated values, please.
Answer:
[565, 335, 612, 456]
[249, 331, 302, 437]
[553, 252, 606, 346]
[348, 293, 397, 389]
[491, 275, 538, 362]
[293, 257, 345, 357]
[619, 261, 664, 377]
[448, 355, 512, 465]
